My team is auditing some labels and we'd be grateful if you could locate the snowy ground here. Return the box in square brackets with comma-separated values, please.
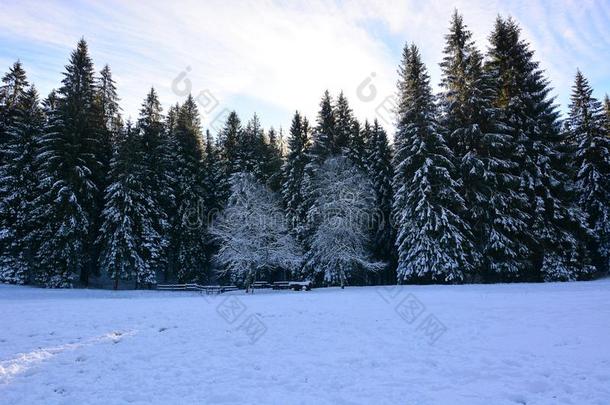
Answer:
[1, 280, 609, 404]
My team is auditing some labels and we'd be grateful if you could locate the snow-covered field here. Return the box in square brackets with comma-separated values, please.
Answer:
[1, 280, 609, 405]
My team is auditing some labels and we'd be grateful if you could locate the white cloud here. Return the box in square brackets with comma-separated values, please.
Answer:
[1, 0, 608, 133]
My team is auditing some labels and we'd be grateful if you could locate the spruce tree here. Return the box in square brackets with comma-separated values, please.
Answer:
[300, 92, 339, 249]
[308, 90, 335, 162]
[392, 44, 475, 283]
[603, 95, 610, 135]
[281, 111, 310, 237]
[137, 88, 172, 280]
[98, 122, 163, 289]
[365, 119, 394, 280]
[202, 129, 225, 214]
[218, 111, 242, 176]
[568, 71, 610, 274]
[334, 91, 353, 152]
[438, 11, 498, 278]
[0, 86, 43, 284]
[170, 95, 207, 282]
[347, 118, 367, 171]
[95, 65, 121, 176]
[0, 61, 29, 165]
[261, 126, 284, 192]
[34, 39, 102, 287]
[486, 18, 593, 281]
[236, 114, 265, 178]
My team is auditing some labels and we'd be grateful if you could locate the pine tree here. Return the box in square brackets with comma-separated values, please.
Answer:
[0, 86, 43, 284]
[281, 111, 310, 237]
[568, 71, 610, 274]
[365, 119, 394, 280]
[392, 44, 475, 283]
[170, 95, 207, 282]
[34, 39, 102, 287]
[486, 18, 593, 281]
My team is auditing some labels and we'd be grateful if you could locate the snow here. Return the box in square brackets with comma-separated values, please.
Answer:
[1, 280, 610, 404]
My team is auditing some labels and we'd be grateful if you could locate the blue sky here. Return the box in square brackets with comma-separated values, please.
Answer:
[1, 0, 608, 135]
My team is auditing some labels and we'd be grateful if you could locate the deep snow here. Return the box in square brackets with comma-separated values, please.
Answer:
[1, 280, 609, 404]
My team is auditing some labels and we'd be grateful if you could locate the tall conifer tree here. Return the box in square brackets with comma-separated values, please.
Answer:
[392, 44, 475, 283]
[486, 18, 592, 280]
[568, 71, 610, 274]
[0, 86, 43, 283]
[34, 39, 102, 287]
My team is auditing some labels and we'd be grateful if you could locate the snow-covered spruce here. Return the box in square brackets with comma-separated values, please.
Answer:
[168, 95, 207, 283]
[281, 111, 310, 237]
[0, 84, 42, 284]
[486, 17, 593, 281]
[392, 44, 475, 283]
[568, 71, 610, 275]
[33, 40, 104, 287]
[98, 123, 164, 289]
[210, 172, 301, 286]
[363, 119, 394, 277]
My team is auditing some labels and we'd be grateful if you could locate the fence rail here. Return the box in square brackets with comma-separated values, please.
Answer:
[156, 284, 239, 294]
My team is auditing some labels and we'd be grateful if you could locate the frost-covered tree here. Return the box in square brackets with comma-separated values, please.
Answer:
[98, 123, 164, 289]
[486, 18, 593, 281]
[305, 156, 382, 287]
[0, 86, 43, 284]
[300, 93, 339, 246]
[392, 44, 475, 283]
[568, 71, 610, 274]
[211, 172, 301, 286]
[33, 40, 102, 287]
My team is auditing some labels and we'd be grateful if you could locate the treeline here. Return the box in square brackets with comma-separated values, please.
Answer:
[0, 12, 609, 288]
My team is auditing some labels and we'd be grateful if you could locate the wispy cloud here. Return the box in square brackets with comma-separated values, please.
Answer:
[1, 0, 608, 133]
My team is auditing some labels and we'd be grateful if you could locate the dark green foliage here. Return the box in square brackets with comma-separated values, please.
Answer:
[0, 86, 43, 283]
[568, 72, 610, 274]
